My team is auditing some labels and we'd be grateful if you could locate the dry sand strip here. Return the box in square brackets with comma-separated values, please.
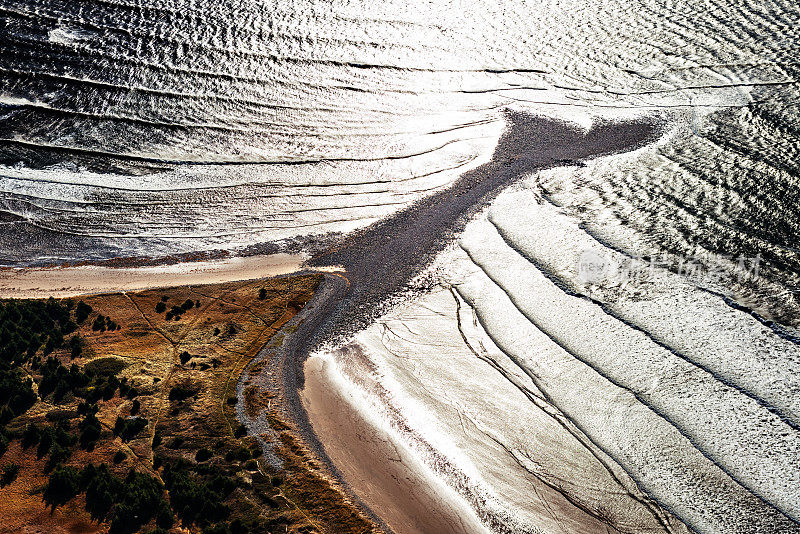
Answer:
[0, 253, 307, 299]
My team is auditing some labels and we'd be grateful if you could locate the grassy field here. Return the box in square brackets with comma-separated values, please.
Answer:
[0, 273, 375, 534]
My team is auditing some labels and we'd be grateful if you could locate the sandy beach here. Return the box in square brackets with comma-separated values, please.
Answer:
[0, 252, 306, 298]
[302, 355, 489, 534]
[277, 115, 669, 533]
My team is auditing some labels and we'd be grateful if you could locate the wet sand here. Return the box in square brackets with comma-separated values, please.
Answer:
[302, 355, 489, 534]
[278, 114, 669, 533]
[0, 252, 305, 298]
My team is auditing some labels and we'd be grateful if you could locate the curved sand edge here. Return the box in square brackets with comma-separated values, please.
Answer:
[302, 354, 490, 534]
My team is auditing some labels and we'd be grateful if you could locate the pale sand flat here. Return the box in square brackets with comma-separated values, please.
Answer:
[0, 253, 306, 298]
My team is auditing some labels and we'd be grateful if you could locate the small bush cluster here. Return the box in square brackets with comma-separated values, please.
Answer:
[44, 463, 174, 534]
[164, 299, 199, 321]
[44, 457, 257, 533]
[163, 460, 233, 527]
[0, 367, 36, 424]
[22, 420, 77, 472]
[0, 298, 78, 364]
[169, 383, 199, 403]
[224, 445, 259, 463]
[92, 314, 120, 332]
[75, 301, 93, 324]
[113, 416, 149, 442]
[37, 357, 134, 404]
[0, 299, 80, 434]
[0, 463, 19, 486]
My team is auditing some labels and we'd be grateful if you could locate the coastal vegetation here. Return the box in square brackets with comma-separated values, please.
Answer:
[0, 274, 375, 533]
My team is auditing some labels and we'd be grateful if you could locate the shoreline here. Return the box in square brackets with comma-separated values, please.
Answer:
[2, 112, 674, 533]
[301, 354, 489, 534]
[268, 113, 672, 533]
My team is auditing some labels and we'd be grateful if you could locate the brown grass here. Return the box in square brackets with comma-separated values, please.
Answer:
[0, 273, 376, 533]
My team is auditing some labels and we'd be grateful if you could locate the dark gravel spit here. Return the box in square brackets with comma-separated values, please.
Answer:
[242, 111, 664, 530]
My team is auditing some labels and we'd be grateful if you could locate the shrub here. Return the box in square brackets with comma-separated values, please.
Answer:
[92, 315, 106, 332]
[230, 519, 248, 534]
[1, 299, 75, 364]
[37, 428, 54, 458]
[83, 464, 120, 521]
[155, 302, 166, 313]
[77, 401, 98, 415]
[75, 301, 92, 324]
[0, 463, 19, 486]
[45, 444, 71, 472]
[156, 506, 174, 529]
[130, 399, 141, 416]
[0, 367, 36, 417]
[109, 470, 172, 534]
[225, 446, 251, 463]
[22, 423, 41, 448]
[39, 358, 92, 403]
[43, 465, 82, 508]
[258, 288, 267, 300]
[79, 412, 102, 449]
[74, 464, 173, 533]
[113, 451, 127, 464]
[195, 448, 212, 462]
[113, 417, 148, 442]
[69, 335, 83, 359]
[169, 383, 199, 402]
[167, 436, 184, 449]
[163, 463, 230, 526]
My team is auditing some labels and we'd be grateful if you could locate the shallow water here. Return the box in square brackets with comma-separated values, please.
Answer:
[2, 0, 798, 273]
[2, 0, 800, 531]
